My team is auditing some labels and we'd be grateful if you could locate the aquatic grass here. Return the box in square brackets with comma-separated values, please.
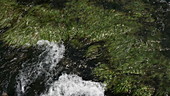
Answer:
[0, 0, 23, 29]
[1, 0, 170, 96]
[1, 0, 142, 46]
[94, 38, 159, 96]
[1, 4, 64, 45]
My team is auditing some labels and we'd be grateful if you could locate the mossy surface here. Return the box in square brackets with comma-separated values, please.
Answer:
[1, 0, 170, 96]
[1, 0, 147, 46]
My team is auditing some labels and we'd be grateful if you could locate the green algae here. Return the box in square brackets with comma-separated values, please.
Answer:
[1, 0, 144, 46]
[1, 0, 169, 96]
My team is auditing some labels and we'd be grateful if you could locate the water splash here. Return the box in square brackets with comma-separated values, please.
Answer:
[41, 74, 105, 96]
[36, 40, 65, 70]
[16, 40, 65, 96]
[15, 40, 105, 96]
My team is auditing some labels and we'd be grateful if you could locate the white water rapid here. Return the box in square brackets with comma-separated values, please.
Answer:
[15, 40, 105, 96]
[41, 74, 105, 96]
[16, 40, 65, 96]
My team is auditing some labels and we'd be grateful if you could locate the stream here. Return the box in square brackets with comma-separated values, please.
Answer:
[0, 0, 170, 96]
[0, 40, 105, 96]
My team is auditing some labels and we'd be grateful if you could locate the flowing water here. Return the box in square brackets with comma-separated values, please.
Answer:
[0, 40, 105, 96]
[41, 74, 105, 96]
[16, 40, 65, 96]
[0, 0, 170, 96]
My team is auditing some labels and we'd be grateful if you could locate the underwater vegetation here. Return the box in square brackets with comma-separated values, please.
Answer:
[1, 0, 170, 96]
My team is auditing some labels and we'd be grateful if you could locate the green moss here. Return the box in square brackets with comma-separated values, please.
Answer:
[1, 4, 64, 46]
[1, 0, 143, 46]
[1, 0, 169, 95]
[0, 0, 25, 29]
[70, 39, 84, 49]
[85, 45, 101, 59]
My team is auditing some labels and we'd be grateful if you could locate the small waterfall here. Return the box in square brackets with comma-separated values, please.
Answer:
[15, 40, 105, 96]
[41, 74, 105, 96]
[16, 40, 65, 96]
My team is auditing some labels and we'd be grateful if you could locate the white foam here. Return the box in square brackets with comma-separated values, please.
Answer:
[16, 40, 105, 96]
[41, 74, 105, 96]
[37, 40, 65, 70]
[16, 40, 65, 96]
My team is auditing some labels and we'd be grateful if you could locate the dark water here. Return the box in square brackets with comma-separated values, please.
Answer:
[0, 42, 44, 95]
[0, 40, 105, 96]
[0, 0, 170, 96]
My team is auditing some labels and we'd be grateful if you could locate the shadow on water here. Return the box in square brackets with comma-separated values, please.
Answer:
[1, 1, 169, 96]
[16, 0, 68, 10]
[161, 10, 170, 57]
[92, 0, 130, 12]
[63, 38, 107, 81]
[0, 27, 9, 34]
[0, 41, 46, 96]
[0, 38, 108, 95]
[0, 42, 65, 95]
